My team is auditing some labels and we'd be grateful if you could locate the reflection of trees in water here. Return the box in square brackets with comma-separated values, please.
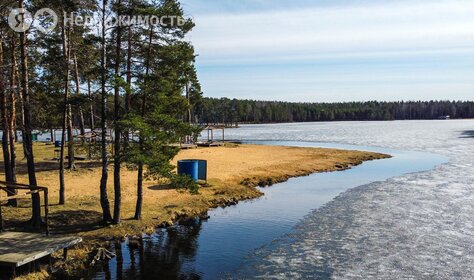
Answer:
[115, 242, 123, 280]
[103, 258, 112, 280]
[102, 219, 203, 280]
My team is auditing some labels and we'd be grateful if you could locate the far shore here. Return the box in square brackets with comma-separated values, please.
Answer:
[1, 142, 389, 279]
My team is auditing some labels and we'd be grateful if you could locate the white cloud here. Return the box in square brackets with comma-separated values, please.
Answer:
[188, 0, 474, 64]
[183, 0, 474, 101]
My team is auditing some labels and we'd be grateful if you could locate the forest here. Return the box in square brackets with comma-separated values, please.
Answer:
[0, 0, 202, 228]
[198, 98, 474, 124]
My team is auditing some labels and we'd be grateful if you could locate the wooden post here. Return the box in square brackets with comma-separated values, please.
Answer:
[0, 197, 3, 232]
[88, 141, 92, 159]
[44, 188, 49, 236]
[63, 248, 68, 260]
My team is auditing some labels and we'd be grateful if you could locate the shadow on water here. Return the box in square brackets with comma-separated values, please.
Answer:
[91, 141, 448, 280]
[459, 130, 474, 138]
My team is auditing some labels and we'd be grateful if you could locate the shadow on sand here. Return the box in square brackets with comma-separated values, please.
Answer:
[148, 184, 175, 191]
[2, 209, 103, 235]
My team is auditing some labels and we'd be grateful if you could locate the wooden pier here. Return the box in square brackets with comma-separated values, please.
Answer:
[196, 141, 225, 147]
[168, 143, 198, 149]
[0, 232, 82, 276]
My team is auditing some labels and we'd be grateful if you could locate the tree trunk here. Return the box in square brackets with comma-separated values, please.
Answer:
[59, 112, 67, 205]
[66, 103, 74, 170]
[134, 27, 152, 220]
[88, 78, 94, 130]
[59, 20, 71, 205]
[99, 0, 113, 224]
[125, 25, 132, 112]
[19, 0, 41, 229]
[124, 24, 132, 148]
[73, 52, 85, 139]
[185, 81, 191, 124]
[14, 56, 24, 134]
[0, 37, 13, 184]
[134, 163, 143, 220]
[8, 33, 18, 206]
[79, 108, 85, 135]
[112, 0, 123, 224]
[65, 37, 75, 171]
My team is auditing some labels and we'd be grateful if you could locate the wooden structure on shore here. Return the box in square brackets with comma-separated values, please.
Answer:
[0, 182, 82, 277]
[197, 125, 225, 147]
[177, 135, 198, 149]
[0, 232, 82, 277]
[168, 143, 198, 149]
[0, 182, 50, 235]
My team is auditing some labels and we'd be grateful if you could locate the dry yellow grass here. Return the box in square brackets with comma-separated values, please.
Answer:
[0, 142, 389, 279]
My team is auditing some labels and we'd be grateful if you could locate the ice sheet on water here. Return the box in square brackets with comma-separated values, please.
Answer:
[226, 120, 474, 279]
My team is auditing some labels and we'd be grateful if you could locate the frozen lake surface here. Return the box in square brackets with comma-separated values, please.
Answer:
[226, 120, 474, 279]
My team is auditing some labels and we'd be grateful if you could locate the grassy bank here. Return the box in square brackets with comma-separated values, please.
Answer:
[0, 142, 389, 279]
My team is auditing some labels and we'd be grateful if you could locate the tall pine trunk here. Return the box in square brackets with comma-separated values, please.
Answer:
[88, 78, 94, 130]
[73, 52, 85, 139]
[65, 35, 75, 171]
[125, 25, 132, 113]
[127, 23, 141, 219]
[8, 33, 18, 206]
[0, 37, 13, 184]
[113, 0, 123, 224]
[134, 27, 152, 220]
[19, 0, 41, 229]
[59, 20, 71, 205]
[99, 0, 113, 224]
[124, 24, 132, 148]
[185, 81, 191, 123]
[66, 102, 74, 170]
[14, 55, 23, 137]
[134, 163, 143, 220]
[79, 109, 85, 136]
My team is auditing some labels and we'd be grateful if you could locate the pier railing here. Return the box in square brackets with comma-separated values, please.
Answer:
[0, 181, 49, 235]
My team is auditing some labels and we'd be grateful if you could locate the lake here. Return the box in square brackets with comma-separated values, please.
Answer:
[91, 120, 466, 280]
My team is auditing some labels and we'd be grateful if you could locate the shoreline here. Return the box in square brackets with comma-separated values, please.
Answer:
[1, 143, 390, 279]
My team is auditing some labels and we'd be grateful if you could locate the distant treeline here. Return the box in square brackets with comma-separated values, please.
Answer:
[198, 98, 474, 124]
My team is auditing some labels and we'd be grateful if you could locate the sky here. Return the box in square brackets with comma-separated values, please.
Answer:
[180, 0, 474, 102]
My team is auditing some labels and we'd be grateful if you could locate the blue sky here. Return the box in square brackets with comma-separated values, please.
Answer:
[180, 0, 474, 102]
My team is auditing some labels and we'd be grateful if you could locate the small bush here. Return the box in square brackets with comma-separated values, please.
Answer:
[171, 174, 199, 195]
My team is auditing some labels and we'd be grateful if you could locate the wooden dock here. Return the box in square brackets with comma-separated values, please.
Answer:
[0, 232, 82, 276]
[196, 141, 225, 147]
[167, 143, 198, 149]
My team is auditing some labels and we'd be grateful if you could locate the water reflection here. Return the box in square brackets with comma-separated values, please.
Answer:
[98, 220, 203, 280]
